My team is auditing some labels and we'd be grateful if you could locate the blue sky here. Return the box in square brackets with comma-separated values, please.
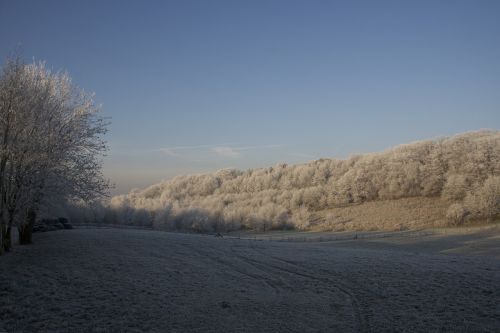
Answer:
[1, 0, 499, 194]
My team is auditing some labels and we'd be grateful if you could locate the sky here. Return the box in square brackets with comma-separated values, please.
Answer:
[1, 0, 499, 194]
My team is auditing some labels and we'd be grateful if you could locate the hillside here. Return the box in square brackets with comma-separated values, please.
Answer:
[77, 130, 500, 232]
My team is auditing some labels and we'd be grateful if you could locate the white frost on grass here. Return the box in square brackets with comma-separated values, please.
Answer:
[0, 228, 499, 332]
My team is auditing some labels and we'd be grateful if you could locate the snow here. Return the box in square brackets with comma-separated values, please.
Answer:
[0, 228, 499, 332]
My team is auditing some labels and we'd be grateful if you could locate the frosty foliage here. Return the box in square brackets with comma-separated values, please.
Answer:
[0, 56, 109, 251]
[80, 131, 500, 232]
[463, 175, 500, 220]
[445, 203, 468, 226]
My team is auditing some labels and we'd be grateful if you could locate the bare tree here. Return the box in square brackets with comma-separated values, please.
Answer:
[0, 57, 26, 253]
[0, 56, 109, 252]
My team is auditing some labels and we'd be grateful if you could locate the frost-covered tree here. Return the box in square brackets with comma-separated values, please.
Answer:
[94, 130, 499, 233]
[464, 176, 500, 220]
[0, 56, 109, 252]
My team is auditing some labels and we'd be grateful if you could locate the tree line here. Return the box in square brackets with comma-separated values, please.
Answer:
[82, 130, 499, 232]
[0, 56, 109, 254]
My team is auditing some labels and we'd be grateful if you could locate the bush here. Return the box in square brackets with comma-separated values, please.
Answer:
[292, 206, 311, 230]
[446, 203, 468, 226]
[442, 174, 469, 201]
[464, 176, 500, 220]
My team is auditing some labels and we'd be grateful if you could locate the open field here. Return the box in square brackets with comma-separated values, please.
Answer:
[1, 228, 499, 332]
[228, 224, 500, 257]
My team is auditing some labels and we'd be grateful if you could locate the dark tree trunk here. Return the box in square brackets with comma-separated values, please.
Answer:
[0, 221, 12, 253]
[3, 225, 12, 251]
[0, 225, 4, 255]
[19, 209, 36, 245]
[4, 210, 15, 252]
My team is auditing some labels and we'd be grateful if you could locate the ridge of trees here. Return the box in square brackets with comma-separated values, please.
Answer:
[78, 130, 499, 232]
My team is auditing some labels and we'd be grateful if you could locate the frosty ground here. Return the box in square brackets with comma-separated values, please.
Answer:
[0, 228, 499, 332]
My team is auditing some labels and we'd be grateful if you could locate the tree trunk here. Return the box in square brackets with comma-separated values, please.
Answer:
[0, 225, 4, 255]
[19, 209, 36, 245]
[4, 209, 15, 252]
[3, 225, 12, 252]
[0, 216, 11, 254]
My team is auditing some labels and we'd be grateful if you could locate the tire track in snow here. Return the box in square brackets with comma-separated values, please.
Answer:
[178, 241, 286, 299]
[240, 243, 371, 333]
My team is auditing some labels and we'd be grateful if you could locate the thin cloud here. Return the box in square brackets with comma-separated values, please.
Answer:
[211, 144, 285, 158]
[158, 148, 181, 157]
[151, 143, 233, 157]
[153, 143, 284, 158]
[212, 146, 241, 157]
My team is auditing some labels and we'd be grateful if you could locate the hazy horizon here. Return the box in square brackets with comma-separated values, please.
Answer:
[1, 0, 499, 194]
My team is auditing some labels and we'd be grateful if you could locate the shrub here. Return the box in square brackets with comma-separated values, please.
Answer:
[292, 206, 311, 230]
[442, 174, 469, 201]
[446, 203, 468, 226]
[464, 176, 500, 220]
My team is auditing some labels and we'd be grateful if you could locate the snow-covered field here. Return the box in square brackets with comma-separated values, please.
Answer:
[1, 228, 499, 332]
